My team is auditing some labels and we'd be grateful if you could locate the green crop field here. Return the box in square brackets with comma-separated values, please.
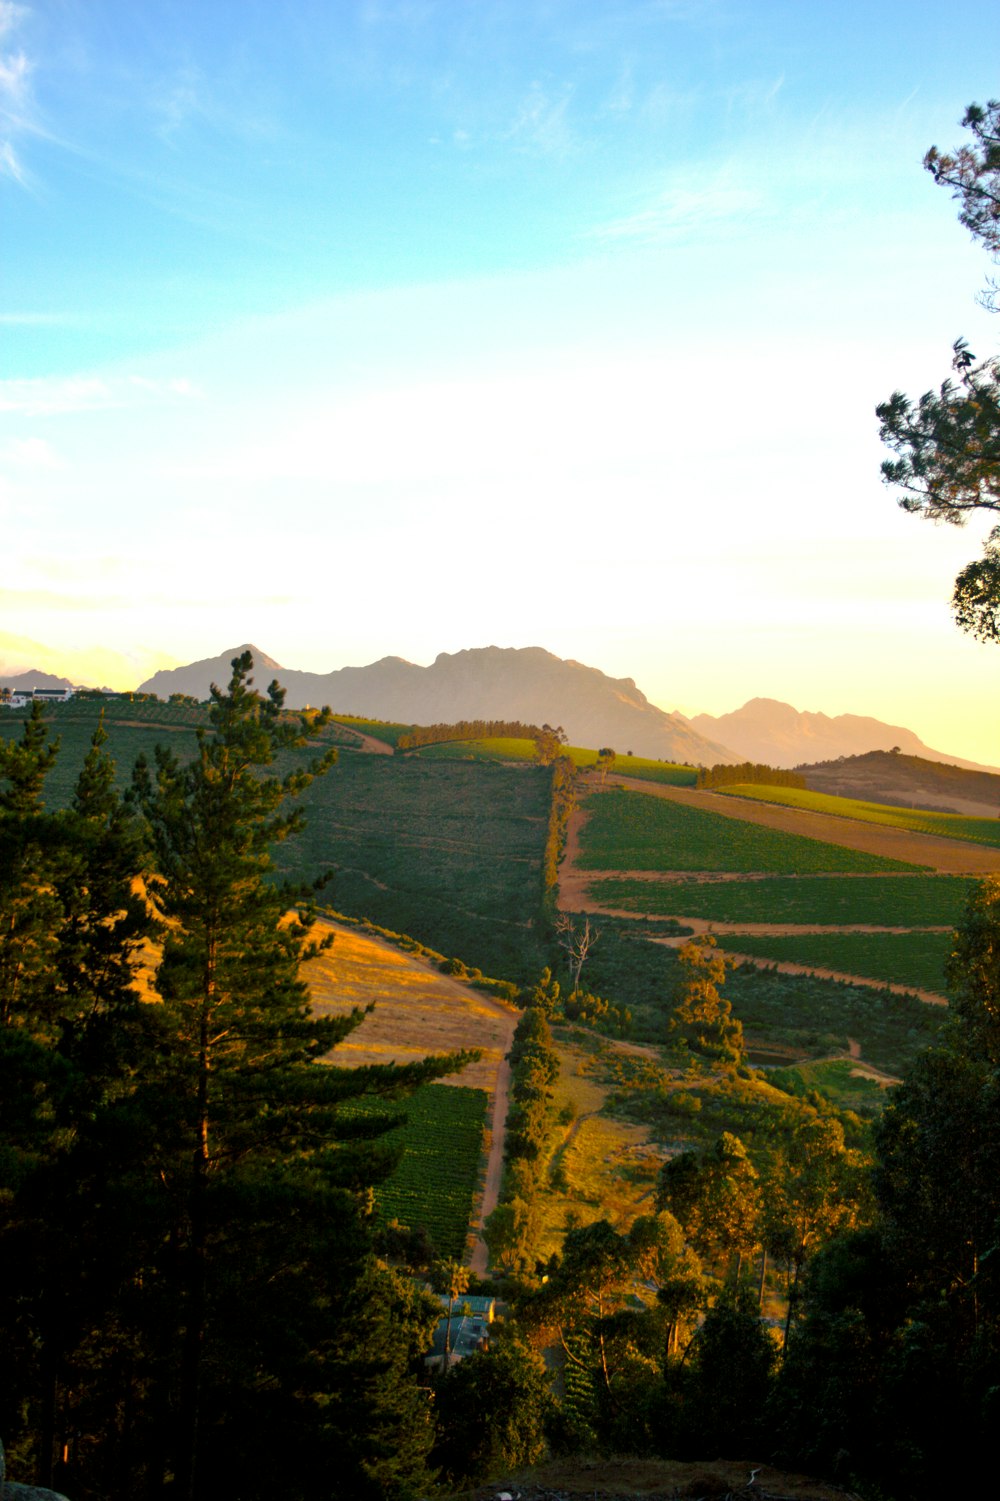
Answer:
[284, 751, 551, 981]
[1, 706, 551, 982]
[409, 739, 699, 785]
[568, 749, 698, 786]
[412, 737, 539, 762]
[577, 789, 925, 874]
[723, 930, 954, 997]
[588, 873, 972, 926]
[340, 1083, 487, 1260]
[719, 782, 1000, 849]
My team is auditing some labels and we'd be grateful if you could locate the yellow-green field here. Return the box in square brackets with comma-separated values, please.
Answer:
[719, 782, 1000, 848]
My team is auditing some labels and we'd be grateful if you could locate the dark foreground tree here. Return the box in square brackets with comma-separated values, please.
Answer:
[878, 101, 1000, 640]
[1, 656, 472, 1500]
[775, 875, 1000, 1499]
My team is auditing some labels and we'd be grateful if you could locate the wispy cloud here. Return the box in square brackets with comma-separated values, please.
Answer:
[0, 0, 32, 185]
[589, 170, 762, 244]
[0, 310, 78, 325]
[503, 80, 575, 155]
[0, 372, 197, 416]
[0, 435, 62, 468]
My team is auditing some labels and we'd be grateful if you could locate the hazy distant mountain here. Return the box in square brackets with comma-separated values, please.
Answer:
[687, 697, 998, 773]
[140, 644, 735, 765]
[0, 668, 75, 693]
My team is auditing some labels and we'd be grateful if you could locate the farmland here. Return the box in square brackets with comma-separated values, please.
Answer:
[342, 1084, 488, 1260]
[723, 930, 954, 998]
[287, 751, 551, 981]
[304, 918, 517, 1093]
[719, 781, 1000, 848]
[587, 873, 973, 926]
[412, 737, 699, 787]
[576, 788, 924, 873]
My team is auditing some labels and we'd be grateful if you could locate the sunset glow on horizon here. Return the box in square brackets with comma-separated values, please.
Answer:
[3, 2, 1000, 762]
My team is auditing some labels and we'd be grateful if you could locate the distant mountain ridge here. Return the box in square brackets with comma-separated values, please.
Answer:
[139, 644, 736, 765]
[687, 696, 998, 775]
[0, 668, 76, 693]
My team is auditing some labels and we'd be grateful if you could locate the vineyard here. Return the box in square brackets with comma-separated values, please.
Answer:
[724, 930, 954, 997]
[348, 1083, 488, 1259]
[576, 789, 923, 874]
[587, 873, 973, 926]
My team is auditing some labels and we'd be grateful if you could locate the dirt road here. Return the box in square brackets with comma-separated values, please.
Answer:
[558, 794, 953, 1005]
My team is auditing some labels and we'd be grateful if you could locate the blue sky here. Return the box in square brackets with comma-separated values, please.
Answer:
[3, 1, 1000, 761]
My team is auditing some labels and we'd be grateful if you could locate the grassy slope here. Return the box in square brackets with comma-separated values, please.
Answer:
[412, 737, 698, 786]
[720, 781, 1000, 848]
[577, 789, 924, 874]
[282, 750, 551, 982]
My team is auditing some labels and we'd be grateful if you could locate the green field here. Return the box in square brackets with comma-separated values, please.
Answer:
[719, 782, 1000, 850]
[412, 736, 539, 762]
[569, 749, 697, 786]
[577, 789, 925, 874]
[341, 1083, 487, 1259]
[588, 873, 972, 925]
[285, 751, 551, 981]
[723, 930, 954, 997]
[411, 738, 698, 786]
[1, 706, 551, 983]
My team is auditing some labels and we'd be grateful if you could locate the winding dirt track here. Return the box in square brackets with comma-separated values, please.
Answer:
[307, 918, 517, 1271]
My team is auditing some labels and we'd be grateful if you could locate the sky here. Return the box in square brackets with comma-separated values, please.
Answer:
[3, 1, 1000, 763]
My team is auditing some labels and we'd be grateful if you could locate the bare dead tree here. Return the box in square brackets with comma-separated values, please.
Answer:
[554, 913, 600, 990]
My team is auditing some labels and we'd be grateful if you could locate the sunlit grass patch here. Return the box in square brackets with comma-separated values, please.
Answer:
[719, 783, 1000, 849]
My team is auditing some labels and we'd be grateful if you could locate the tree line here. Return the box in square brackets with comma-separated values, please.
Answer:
[396, 719, 544, 749]
[695, 763, 807, 790]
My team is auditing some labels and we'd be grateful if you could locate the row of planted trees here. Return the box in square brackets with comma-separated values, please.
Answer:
[0, 655, 469, 1501]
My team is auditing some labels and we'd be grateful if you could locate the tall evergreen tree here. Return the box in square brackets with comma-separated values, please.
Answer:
[129, 652, 468, 1498]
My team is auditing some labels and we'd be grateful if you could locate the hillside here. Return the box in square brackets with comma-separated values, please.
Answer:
[139, 643, 736, 765]
[688, 696, 999, 772]
[799, 748, 1000, 817]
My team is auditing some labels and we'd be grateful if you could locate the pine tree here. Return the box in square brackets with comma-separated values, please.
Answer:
[130, 652, 469, 1497]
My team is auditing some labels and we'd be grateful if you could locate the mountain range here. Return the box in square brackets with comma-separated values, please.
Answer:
[3, 641, 992, 772]
[125, 643, 995, 773]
